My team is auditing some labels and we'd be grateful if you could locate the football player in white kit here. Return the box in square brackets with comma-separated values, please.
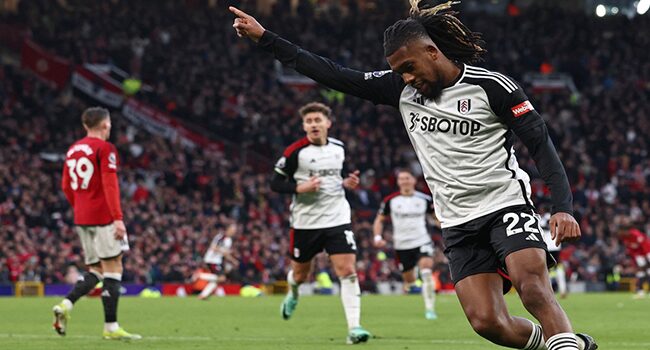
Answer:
[231, 2, 598, 349]
[270, 102, 370, 344]
[195, 224, 237, 300]
[373, 169, 438, 319]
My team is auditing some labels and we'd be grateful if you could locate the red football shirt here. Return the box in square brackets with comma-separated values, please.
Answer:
[621, 228, 650, 257]
[62, 136, 123, 225]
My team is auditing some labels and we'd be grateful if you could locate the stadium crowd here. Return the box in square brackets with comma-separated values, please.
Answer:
[1, 0, 649, 289]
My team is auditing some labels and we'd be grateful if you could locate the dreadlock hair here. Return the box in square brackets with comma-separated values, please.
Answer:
[383, 0, 486, 64]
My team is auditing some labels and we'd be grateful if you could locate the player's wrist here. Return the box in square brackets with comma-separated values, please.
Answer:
[373, 235, 382, 243]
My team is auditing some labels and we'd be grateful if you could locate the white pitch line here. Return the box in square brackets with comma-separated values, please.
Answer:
[1, 333, 649, 348]
[0, 333, 210, 341]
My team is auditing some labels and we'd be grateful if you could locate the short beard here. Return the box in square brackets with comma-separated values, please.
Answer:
[421, 79, 444, 100]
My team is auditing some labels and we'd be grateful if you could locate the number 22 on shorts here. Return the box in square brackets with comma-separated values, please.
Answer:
[503, 212, 541, 237]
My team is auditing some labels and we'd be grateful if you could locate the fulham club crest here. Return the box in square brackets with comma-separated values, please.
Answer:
[457, 99, 471, 115]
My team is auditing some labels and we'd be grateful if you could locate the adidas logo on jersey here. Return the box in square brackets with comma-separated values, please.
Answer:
[525, 233, 540, 241]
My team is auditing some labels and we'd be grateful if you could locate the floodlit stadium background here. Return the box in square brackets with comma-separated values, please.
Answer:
[1, 0, 649, 299]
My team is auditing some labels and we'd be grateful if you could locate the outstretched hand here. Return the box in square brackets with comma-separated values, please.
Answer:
[229, 6, 266, 42]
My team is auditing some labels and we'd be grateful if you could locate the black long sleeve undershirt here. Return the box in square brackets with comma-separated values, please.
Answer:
[258, 30, 404, 107]
[515, 122, 573, 215]
[270, 171, 297, 194]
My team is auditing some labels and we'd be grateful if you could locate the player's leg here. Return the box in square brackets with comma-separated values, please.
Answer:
[326, 225, 369, 344]
[401, 269, 417, 287]
[555, 262, 568, 298]
[417, 254, 437, 319]
[282, 227, 320, 320]
[506, 250, 597, 349]
[53, 227, 103, 336]
[396, 248, 418, 292]
[506, 249, 581, 349]
[456, 273, 546, 348]
[330, 253, 369, 344]
[281, 259, 312, 319]
[633, 256, 648, 298]
[445, 214, 548, 350]
[97, 224, 140, 340]
[494, 206, 596, 350]
[197, 265, 223, 300]
[549, 252, 567, 298]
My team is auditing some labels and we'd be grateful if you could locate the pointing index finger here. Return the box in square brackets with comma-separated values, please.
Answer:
[229, 6, 250, 18]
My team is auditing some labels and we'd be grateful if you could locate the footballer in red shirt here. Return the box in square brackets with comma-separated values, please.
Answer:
[53, 107, 140, 340]
[618, 221, 650, 298]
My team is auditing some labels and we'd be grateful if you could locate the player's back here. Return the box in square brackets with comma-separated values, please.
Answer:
[63, 136, 118, 226]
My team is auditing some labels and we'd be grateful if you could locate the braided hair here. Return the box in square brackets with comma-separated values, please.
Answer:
[383, 1, 486, 64]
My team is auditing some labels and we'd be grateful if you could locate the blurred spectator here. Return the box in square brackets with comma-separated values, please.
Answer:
[0, 1, 649, 287]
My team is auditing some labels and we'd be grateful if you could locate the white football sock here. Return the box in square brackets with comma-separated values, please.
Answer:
[556, 264, 567, 295]
[546, 332, 578, 350]
[62, 298, 73, 311]
[199, 282, 218, 298]
[522, 320, 546, 350]
[420, 268, 435, 312]
[287, 270, 300, 299]
[340, 274, 361, 330]
[104, 322, 119, 332]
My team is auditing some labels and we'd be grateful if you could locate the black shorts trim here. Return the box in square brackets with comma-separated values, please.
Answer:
[99, 252, 123, 261]
[288, 224, 356, 263]
[395, 243, 434, 272]
[76, 222, 113, 228]
[443, 205, 554, 293]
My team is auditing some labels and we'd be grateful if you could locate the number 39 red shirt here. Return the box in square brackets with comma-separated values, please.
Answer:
[62, 136, 123, 226]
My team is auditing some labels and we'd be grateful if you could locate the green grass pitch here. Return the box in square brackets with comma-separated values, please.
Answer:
[1, 293, 648, 349]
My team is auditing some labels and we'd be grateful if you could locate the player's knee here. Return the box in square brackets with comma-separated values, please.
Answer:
[467, 311, 507, 340]
[292, 270, 310, 283]
[418, 257, 434, 270]
[334, 265, 356, 277]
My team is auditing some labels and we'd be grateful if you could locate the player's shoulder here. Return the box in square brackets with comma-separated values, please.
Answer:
[66, 137, 105, 157]
[282, 137, 311, 157]
[382, 191, 401, 204]
[630, 229, 646, 240]
[414, 191, 432, 202]
[327, 137, 345, 148]
[461, 64, 520, 95]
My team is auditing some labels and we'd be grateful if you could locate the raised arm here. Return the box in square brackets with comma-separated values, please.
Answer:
[229, 6, 405, 107]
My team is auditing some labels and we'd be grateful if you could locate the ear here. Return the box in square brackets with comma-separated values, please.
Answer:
[425, 44, 438, 60]
[325, 118, 332, 129]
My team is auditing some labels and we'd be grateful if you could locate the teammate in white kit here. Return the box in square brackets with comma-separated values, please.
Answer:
[269, 102, 370, 344]
[231, 2, 597, 349]
[540, 208, 568, 298]
[373, 169, 438, 319]
[195, 224, 237, 300]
